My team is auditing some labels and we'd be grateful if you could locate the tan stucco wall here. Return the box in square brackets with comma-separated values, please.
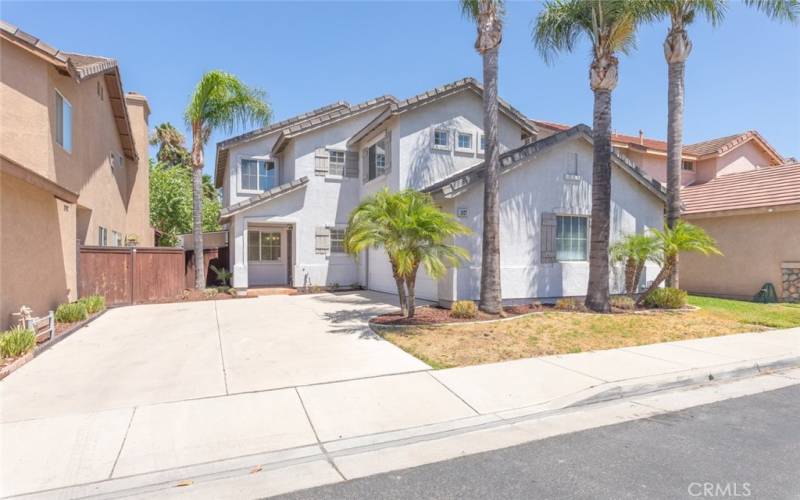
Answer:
[0, 172, 77, 328]
[680, 209, 800, 299]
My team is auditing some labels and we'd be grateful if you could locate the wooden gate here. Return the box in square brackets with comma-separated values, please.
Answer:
[79, 247, 185, 305]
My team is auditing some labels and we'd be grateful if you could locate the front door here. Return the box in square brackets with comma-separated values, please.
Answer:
[247, 227, 287, 286]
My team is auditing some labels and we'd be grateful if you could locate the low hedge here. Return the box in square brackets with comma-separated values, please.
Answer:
[450, 300, 478, 319]
[55, 302, 87, 323]
[78, 295, 106, 314]
[0, 327, 36, 358]
[643, 287, 688, 309]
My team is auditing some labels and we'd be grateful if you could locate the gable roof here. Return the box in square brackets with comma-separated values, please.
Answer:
[0, 20, 139, 160]
[532, 119, 784, 164]
[423, 124, 666, 201]
[348, 77, 538, 147]
[681, 162, 800, 215]
[219, 176, 309, 221]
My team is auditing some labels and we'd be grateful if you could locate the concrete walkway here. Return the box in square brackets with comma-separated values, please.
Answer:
[1, 293, 798, 498]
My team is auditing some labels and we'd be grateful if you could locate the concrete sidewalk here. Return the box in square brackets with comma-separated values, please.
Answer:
[2, 327, 798, 498]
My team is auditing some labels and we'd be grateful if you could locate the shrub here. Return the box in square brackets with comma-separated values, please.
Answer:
[78, 295, 106, 314]
[610, 295, 635, 310]
[0, 327, 36, 358]
[554, 298, 585, 311]
[643, 287, 687, 309]
[203, 288, 218, 299]
[451, 300, 478, 319]
[55, 302, 87, 323]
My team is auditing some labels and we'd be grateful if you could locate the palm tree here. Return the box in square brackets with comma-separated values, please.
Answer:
[149, 122, 190, 167]
[460, 0, 505, 314]
[647, 0, 797, 288]
[636, 221, 721, 305]
[185, 71, 270, 289]
[345, 189, 470, 318]
[534, 0, 646, 312]
[610, 232, 660, 297]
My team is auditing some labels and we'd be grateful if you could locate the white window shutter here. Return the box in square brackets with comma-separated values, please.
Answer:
[541, 212, 557, 264]
[383, 130, 392, 175]
[362, 148, 369, 183]
[314, 148, 329, 176]
[315, 227, 331, 254]
[345, 151, 359, 178]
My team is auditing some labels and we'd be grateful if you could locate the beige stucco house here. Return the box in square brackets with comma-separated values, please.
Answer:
[0, 21, 153, 328]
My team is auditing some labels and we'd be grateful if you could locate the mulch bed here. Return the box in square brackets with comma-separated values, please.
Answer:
[141, 289, 252, 304]
[370, 304, 544, 326]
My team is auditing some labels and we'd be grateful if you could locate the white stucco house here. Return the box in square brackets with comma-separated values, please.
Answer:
[214, 78, 666, 304]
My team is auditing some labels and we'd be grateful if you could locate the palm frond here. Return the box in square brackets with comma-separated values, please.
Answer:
[744, 0, 799, 22]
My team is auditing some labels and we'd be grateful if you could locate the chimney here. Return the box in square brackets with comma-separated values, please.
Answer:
[638, 130, 644, 145]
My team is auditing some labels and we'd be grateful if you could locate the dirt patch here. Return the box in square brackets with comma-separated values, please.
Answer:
[370, 304, 542, 326]
[380, 307, 764, 369]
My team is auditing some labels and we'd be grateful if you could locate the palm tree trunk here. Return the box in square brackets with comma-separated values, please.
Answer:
[191, 127, 205, 290]
[406, 265, 418, 318]
[585, 88, 612, 313]
[479, 45, 502, 314]
[636, 258, 674, 306]
[390, 259, 408, 316]
[624, 257, 637, 296]
[631, 261, 646, 298]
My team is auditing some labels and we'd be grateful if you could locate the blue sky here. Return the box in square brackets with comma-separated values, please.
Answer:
[3, 1, 799, 177]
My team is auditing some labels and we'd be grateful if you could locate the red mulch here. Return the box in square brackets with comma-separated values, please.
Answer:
[143, 289, 252, 304]
[371, 304, 543, 326]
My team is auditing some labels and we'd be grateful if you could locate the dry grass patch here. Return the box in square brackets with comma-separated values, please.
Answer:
[380, 297, 800, 369]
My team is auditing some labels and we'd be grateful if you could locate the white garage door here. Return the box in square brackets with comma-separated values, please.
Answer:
[368, 248, 438, 301]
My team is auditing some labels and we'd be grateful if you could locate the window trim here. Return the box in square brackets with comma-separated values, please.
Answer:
[682, 160, 695, 172]
[455, 131, 474, 154]
[238, 158, 278, 194]
[364, 138, 387, 183]
[55, 89, 73, 153]
[98, 226, 108, 247]
[247, 229, 282, 262]
[327, 149, 347, 177]
[478, 134, 486, 154]
[555, 215, 589, 262]
[432, 128, 451, 151]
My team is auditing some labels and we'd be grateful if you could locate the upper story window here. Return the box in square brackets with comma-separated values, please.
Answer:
[556, 215, 588, 261]
[456, 132, 473, 153]
[98, 226, 108, 247]
[328, 150, 346, 176]
[366, 139, 386, 182]
[240, 159, 277, 192]
[55, 91, 72, 153]
[432, 129, 450, 150]
[479, 134, 486, 154]
[112, 230, 123, 247]
[682, 161, 695, 171]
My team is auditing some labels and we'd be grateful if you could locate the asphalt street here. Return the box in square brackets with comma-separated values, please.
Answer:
[277, 385, 800, 500]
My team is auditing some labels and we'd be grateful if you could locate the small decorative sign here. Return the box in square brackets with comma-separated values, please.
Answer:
[457, 207, 468, 218]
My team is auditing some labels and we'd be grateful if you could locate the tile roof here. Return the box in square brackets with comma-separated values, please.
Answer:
[219, 177, 309, 220]
[63, 52, 118, 80]
[423, 124, 666, 201]
[681, 162, 800, 215]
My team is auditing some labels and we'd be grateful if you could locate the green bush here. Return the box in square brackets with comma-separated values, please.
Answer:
[78, 295, 106, 314]
[610, 295, 635, 310]
[0, 327, 36, 358]
[554, 297, 585, 311]
[450, 300, 478, 319]
[643, 287, 687, 309]
[55, 302, 87, 323]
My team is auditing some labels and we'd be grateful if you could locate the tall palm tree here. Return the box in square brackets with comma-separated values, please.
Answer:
[648, 0, 797, 288]
[461, 0, 505, 314]
[636, 220, 721, 305]
[185, 71, 270, 289]
[534, 0, 646, 312]
[149, 122, 190, 167]
[610, 232, 660, 297]
[345, 189, 470, 318]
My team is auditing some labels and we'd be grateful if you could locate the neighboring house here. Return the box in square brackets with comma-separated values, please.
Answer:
[215, 78, 665, 304]
[679, 163, 800, 302]
[0, 21, 152, 328]
[533, 121, 785, 186]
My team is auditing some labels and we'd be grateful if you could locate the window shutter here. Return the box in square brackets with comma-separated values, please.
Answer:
[383, 130, 392, 175]
[315, 227, 331, 254]
[345, 151, 359, 178]
[541, 212, 557, 264]
[314, 148, 329, 176]
[362, 148, 369, 183]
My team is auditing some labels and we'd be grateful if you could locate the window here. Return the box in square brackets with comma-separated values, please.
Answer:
[456, 132, 473, 153]
[328, 150, 346, 176]
[433, 129, 450, 150]
[367, 139, 386, 181]
[112, 230, 123, 247]
[98, 226, 108, 247]
[478, 134, 486, 154]
[556, 216, 588, 261]
[55, 91, 72, 152]
[682, 161, 695, 171]
[330, 227, 346, 253]
[240, 159, 277, 192]
[248, 230, 281, 261]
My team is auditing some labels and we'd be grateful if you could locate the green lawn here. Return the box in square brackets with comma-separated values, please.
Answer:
[688, 295, 800, 329]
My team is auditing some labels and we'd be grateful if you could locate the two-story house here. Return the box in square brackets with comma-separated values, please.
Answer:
[215, 78, 666, 305]
[0, 21, 152, 328]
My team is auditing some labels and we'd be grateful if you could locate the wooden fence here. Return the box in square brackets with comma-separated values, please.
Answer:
[185, 247, 230, 288]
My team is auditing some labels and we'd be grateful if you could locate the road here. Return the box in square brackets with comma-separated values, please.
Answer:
[277, 385, 800, 500]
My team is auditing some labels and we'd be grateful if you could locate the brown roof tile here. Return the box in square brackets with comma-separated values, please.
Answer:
[682, 162, 800, 214]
